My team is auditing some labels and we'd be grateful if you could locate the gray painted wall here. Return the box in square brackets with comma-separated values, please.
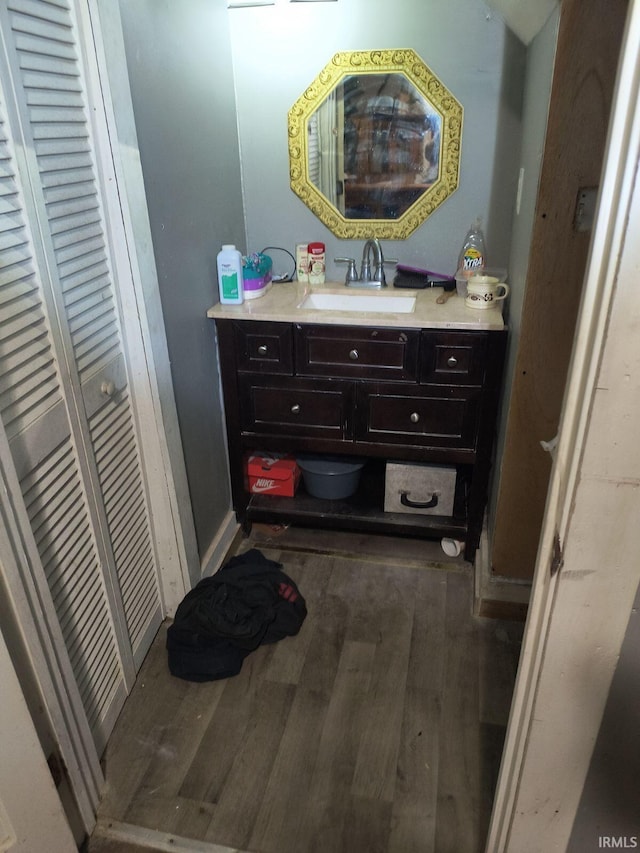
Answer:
[229, 0, 526, 280]
[117, 0, 245, 557]
[229, 0, 535, 540]
[114, 0, 552, 565]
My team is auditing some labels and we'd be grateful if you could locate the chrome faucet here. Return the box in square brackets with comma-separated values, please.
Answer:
[360, 238, 385, 285]
[335, 238, 397, 288]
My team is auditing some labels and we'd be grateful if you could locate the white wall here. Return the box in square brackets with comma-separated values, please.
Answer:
[229, 0, 526, 281]
[568, 580, 640, 849]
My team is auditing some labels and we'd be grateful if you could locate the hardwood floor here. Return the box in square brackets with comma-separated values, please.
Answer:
[93, 529, 522, 853]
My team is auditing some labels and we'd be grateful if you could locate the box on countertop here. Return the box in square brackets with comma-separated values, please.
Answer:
[384, 462, 456, 516]
[245, 452, 301, 497]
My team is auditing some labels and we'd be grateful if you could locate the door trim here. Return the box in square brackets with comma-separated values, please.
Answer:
[487, 2, 640, 848]
[0, 628, 77, 852]
[86, 0, 201, 609]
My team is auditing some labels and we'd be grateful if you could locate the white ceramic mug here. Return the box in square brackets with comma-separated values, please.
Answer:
[465, 275, 509, 310]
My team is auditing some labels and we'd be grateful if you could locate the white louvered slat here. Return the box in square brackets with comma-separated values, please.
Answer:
[57, 253, 106, 289]
[20, 438, 123, 725]
[8, 1, 119, 383]
[35, 134, 91, 157]
[0, 241, 34, 272]
[75, 329, 119, 377]
[56, 234, 105, 269]
[48, 194, 100, 231]
[89, 394, 161, 657]
[41, 164, 94, 190]
[0, 283, 40, 319]
[8, 0, 74, 39]
[65, 282, 112, 320]
[0, 361, 59, 436]
[43, 179, 96, 205]
[0, 112, 62, 438]
[11, 1, 120, 387]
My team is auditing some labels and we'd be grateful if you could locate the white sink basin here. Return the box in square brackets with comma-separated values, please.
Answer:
[298, 291, 416, 314]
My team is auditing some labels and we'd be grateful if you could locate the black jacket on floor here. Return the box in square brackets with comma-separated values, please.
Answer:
[166, 548, 307, 682]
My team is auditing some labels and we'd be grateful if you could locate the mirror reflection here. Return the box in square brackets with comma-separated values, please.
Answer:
[310, 73, 442, 220]
[289, 49, 462, 240]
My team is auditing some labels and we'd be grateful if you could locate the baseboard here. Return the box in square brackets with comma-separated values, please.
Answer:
[474, 523, 531, 620]
[90, 818, 247, 852]
[199, 510, 240, 579]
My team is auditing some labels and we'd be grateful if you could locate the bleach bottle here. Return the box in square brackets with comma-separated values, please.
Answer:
[217, 244, 244, 304]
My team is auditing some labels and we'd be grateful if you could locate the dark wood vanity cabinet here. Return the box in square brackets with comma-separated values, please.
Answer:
[215, 318, 507, 561]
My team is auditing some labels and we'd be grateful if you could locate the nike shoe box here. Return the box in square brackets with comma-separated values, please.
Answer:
[245, 452, 301, 497]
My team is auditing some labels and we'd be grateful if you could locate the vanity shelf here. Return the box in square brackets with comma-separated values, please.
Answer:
[245, 458, 469, 541]
[214, 318, 506, 562]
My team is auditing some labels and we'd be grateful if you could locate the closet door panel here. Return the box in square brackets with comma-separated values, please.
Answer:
[20, 437, 128, 745]
[7, 0, 163, 662]
[0, 0, 164, 748]
[0, 93, 127, 753]
[89, 389, 161, 666]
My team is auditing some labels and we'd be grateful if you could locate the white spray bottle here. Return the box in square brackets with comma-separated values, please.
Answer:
[217, 244, 244, 304]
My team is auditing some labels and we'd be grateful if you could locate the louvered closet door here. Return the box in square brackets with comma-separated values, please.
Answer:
[0, 0, 163, 753]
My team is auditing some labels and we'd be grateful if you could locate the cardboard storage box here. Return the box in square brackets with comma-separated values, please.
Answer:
[384, 462, 456, 516]
[245, 452, 301, 497]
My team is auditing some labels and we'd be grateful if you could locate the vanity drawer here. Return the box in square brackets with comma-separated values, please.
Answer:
[420, 331, 488, 385]
[356, 383, 481, 450]
[295, 324, 419, 381]
[233, 321, 294, 374]
[238, 375, 354, 440]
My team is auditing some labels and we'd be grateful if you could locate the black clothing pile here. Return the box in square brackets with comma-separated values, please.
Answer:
[166, 548, 307, 682]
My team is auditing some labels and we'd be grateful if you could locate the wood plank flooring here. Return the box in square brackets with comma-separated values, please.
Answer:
[94, 530, 522, 853]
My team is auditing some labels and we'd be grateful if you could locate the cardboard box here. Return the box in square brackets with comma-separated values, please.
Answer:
[245, 452, 301, 497]
[384, 462, 456, 516]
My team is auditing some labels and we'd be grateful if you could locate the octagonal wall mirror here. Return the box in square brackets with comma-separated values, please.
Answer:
[288, 49, 463, 240]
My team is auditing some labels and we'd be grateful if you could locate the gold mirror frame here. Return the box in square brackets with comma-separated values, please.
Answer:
[288, 49, 463, 240]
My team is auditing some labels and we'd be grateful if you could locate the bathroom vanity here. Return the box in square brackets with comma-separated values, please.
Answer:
[208, 282, 506, 561]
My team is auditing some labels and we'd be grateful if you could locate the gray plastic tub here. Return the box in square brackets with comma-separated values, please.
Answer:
[296, 455, 365, 499]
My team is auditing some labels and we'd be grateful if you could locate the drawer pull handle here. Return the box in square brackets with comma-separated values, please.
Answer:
[291, 404, 301, 414]
[400, 492, 438, 510]
[447, 356, 458, 367]
[349, 349, 359, 361]
[101, 380, 116, 397]
[410, 412, 420, 424]
[258, 345, 268, 356]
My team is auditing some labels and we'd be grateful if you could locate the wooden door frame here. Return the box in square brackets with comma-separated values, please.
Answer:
[487, 1, 640, 847]
[491, 0, 629, 581]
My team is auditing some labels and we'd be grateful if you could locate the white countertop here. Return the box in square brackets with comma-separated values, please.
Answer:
[207, 280, 505, 330]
